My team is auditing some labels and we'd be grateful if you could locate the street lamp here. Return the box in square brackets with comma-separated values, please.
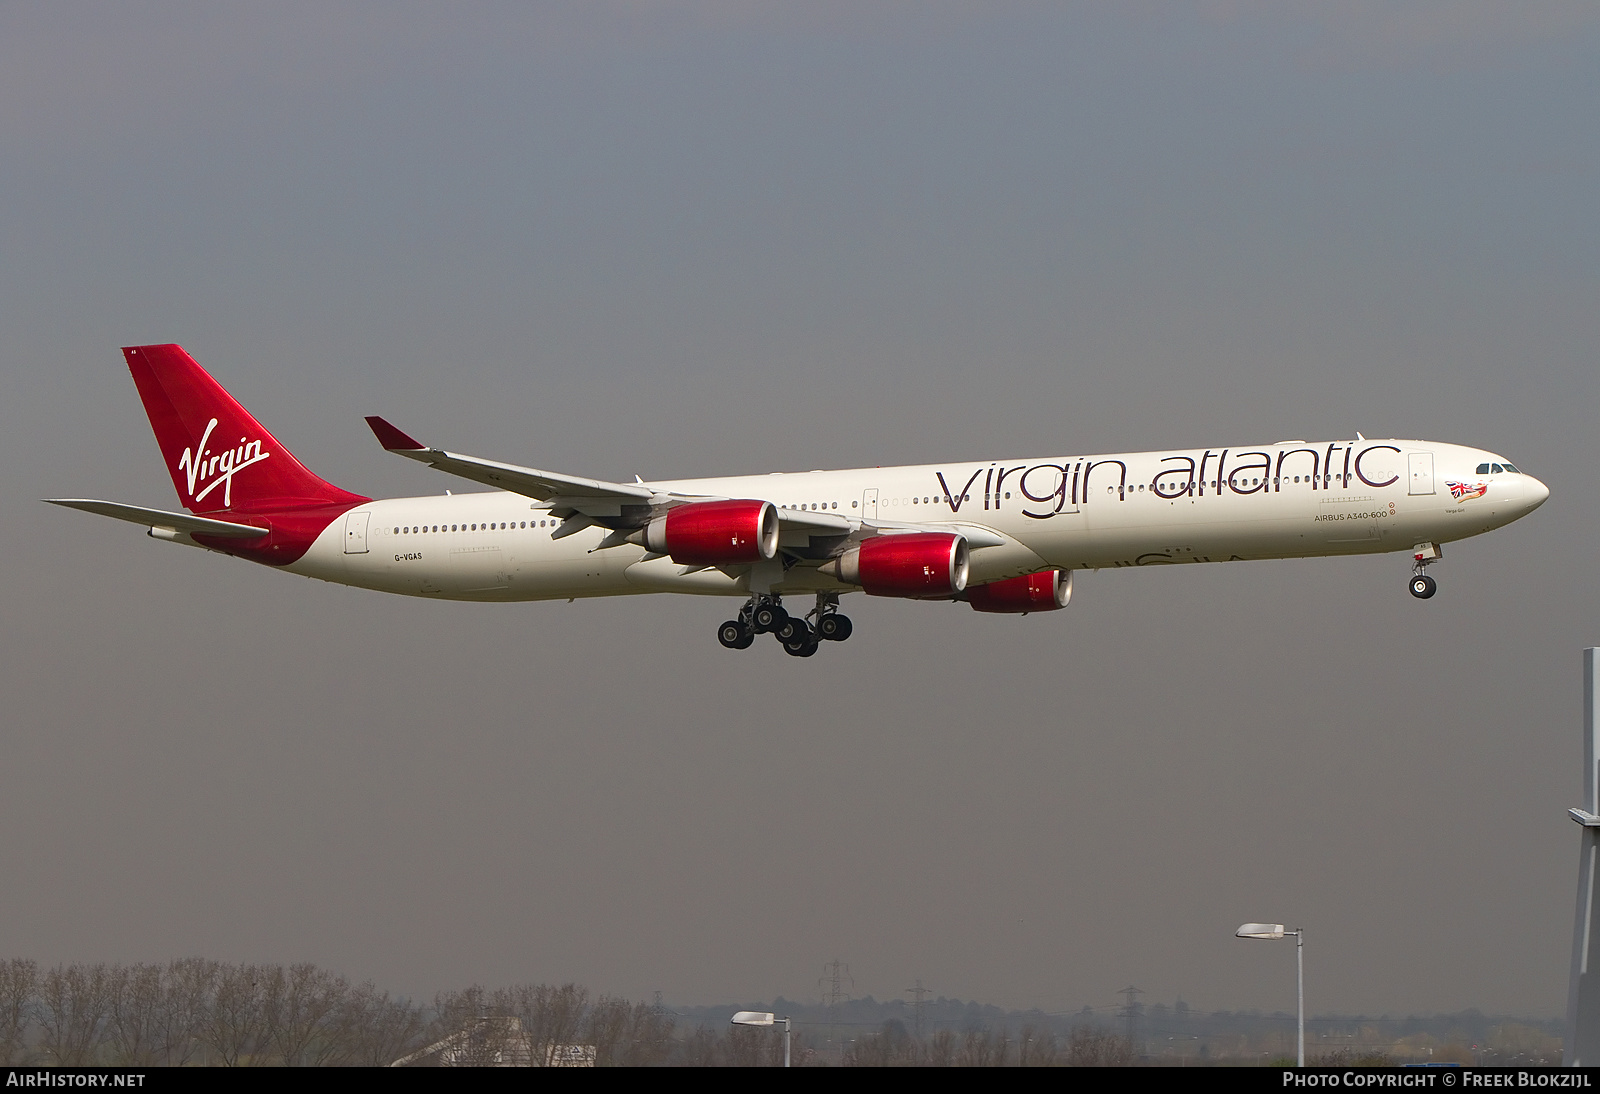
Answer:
[731, 1010, 792, 1067]
[1236, 923, 1305, 1067]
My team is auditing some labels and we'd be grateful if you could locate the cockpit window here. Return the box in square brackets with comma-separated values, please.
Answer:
[1476, 464, 1490, 474]
[1502, 463, 1519, 473]
[1490, 464, 1503, 473]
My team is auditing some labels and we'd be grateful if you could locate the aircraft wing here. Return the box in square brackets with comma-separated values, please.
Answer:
[365, 416, 654, 510]
[44, 499, 268, 537]
[362, 416, 1028, 564]
[367, 417, 866, 541]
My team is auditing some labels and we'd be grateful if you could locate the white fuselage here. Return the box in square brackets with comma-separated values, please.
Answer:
[280, 439, 1548, 602]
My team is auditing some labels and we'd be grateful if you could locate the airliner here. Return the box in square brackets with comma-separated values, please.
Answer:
[48, 345, 1549, 656]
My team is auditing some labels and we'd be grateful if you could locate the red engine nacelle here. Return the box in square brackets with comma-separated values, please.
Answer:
[644, 499, 778, 566]
[825, 532, 970, 598]
[966, 569, 1072, 613]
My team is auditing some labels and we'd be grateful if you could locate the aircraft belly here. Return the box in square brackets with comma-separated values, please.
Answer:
[623, 554, 744, 595]
[776, 569, 859, 595]
[503, 529, 634, 599]
[287, 507, 634, 601]
[1019, 497, 1403, 567]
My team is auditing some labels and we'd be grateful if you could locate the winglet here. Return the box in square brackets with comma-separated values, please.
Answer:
[365, 416, 426, 451]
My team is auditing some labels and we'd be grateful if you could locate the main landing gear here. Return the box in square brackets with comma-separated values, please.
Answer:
[716, 594, 853, 656]
[1409, 542, 1441, 600]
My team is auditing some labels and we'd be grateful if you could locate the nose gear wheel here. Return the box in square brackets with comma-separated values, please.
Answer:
[1409, 542, 1442, 600]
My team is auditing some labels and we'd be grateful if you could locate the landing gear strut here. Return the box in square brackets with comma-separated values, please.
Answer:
[1409, 542, 1441, 599]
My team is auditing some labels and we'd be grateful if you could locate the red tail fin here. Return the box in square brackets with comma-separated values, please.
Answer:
[124, 344, 367, 514]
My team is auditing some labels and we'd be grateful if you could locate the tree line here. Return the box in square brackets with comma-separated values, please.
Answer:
[0, 958, 1148, 1066]
[18, 956, 1531, 1066]
[0, 959, 682, 1067]
[0, 958, 423, 1066]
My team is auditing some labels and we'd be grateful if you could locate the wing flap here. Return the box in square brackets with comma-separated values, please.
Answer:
[775, 508, 853, 535]
[901, 522, 1008, 549]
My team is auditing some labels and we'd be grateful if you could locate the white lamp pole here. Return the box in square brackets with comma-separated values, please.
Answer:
[1236, 923, 1305, 1067]
[731, 1010, 792, 1067]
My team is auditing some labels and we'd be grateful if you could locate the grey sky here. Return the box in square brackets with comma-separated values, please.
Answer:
[2, 2, 1597, 1018]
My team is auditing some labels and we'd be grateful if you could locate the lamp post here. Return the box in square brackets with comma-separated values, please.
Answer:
[731, 1010, 792, 1067]
[1236, 923, 1304, 1067]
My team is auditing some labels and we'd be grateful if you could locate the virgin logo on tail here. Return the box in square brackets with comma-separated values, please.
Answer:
[177, 417, 272, 508]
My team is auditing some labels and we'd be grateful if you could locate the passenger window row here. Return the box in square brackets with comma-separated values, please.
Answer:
[391, 520, 557, 534]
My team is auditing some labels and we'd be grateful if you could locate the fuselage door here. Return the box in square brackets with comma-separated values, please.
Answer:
[862, 488, 878, 520]
[1408, 452, 1436, 496]
[344, 510, 370, 554]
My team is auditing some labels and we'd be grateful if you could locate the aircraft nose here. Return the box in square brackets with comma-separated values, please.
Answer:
[1524, 475, 1551, 510]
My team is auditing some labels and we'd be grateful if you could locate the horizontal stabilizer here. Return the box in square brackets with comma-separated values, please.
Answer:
[44, 499, 268, 537]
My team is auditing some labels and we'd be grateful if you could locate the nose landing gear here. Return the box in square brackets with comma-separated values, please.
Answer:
[1409, 542, 1441, 599]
